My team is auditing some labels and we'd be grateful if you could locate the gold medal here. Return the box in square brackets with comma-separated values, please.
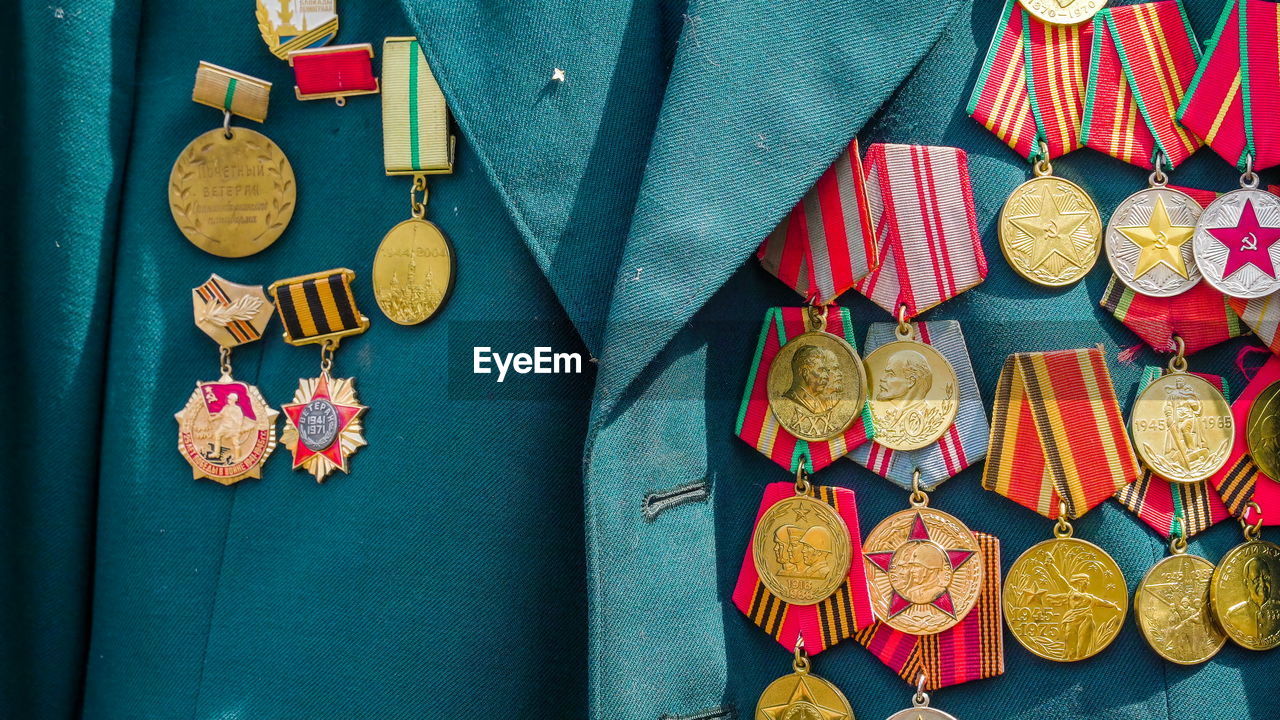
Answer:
[1130, 343, 1234, 484]
[766, 305, 867, 443]
[999, 155, 1102, 288]
[170, 63, 295, 258]
[1247, 379, 1280, 480]
[269, 268, 371, 482]
[176, 275, 279, 485]
[755, 642, 854, 720]
[1003, 511, 1126, 661]
[1211, 505, 1280, 650]
[863, 477, 982, 635]
[377, 37, 457, 325]
[1018, 0, 1106, 25]
[863, 315, 957, 451]
[1135, 537, 1226, 665]
[752, 474, 852, 606]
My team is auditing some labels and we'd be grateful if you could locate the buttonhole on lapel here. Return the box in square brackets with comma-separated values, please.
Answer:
[642, 477, 711, 522]
[659, 704, 736, 720]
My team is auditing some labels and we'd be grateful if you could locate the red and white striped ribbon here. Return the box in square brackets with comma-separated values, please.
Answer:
[853, 144, 987, 318]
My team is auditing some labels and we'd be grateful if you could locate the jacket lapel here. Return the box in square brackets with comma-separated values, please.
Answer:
[592, 0, 968, 422]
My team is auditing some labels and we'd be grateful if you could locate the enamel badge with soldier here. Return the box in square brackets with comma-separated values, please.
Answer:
[176, 275, 279, 485]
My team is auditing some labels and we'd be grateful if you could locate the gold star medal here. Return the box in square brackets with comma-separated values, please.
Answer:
[1135, 533, 1226, 665]
[169, 63, 295, 258]
[269, 268, 371, 482]
[1106, 179, 1202, 297]
[755, 640, 853, 720]
[374, 37, 457, 326]
[176, 275, 279, 485]
[999, 152, 1102, 287]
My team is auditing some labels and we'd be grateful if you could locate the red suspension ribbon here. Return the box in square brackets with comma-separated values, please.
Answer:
[969, 0, 1093, 161]
[1179, 0, 1280, 170]
[1210, 354, 1280, 524]
[1083, 1, 1202, 169]
[290, 44, 379, 103]
[852, 144, 986, 319]
[758, 140, 878, 304]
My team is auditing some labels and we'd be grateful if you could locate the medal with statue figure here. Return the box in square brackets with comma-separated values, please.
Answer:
[176, 275, 279, 485]
[255, 0, 339, 60]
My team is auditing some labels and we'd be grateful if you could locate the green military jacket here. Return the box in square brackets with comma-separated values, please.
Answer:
[3, 0, 1278, 718]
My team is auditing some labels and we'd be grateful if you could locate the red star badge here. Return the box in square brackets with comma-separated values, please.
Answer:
[282, 372, 367, 481]
[1208, 198, 1280, 279]
[864, 512, 976, 618]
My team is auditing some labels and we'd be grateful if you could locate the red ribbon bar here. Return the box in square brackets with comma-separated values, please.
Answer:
[1242, 0, 1280, 170]
[1211, 354, 1280, 524]
[1083, 13, 1156, 168]
[969, 0, 1039, 159]
[758, 139, 878, 304]
[290, 44, 379, 103]
[1024, 9, 1092, 159]
[1179, 0, 1250, 168]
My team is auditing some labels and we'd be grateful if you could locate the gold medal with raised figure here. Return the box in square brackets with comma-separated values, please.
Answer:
[752, 485, 852, 607]
[863, 317, 958, 452]
[1130, 364, 1234, 484]
[766, 306, 867, 443]
[1135, 548, 1226, 665]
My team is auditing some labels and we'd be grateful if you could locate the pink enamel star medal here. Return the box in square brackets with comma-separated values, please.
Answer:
[1194, 183, 1280, 299]
[861, 493, 983, 635]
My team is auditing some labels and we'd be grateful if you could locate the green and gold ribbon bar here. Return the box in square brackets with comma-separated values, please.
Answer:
[381, 37, 454, 175]
[193, 61, 272, 123]
[269, 268, 370, 347]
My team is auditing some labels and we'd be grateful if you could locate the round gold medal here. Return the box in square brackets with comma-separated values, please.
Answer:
[1003, 537, 1127, 661]
[767, 330, 867, 443]
[1210, 539, 1280, 650]
[752, 494, 852, 606]
[863, 506, 982, 634]
[175, 375, 279, 485]
[169, 127, 296, 257]
[1130, 371, 1234, 483]
[999, 174, 1102, 287]
[1247, 379, 1280, 481]
[1135, 553, 1226, 665]
[864, 339, 958, 451]
[372, 218, 456, 325]
[755, 669, 853, 720]
[1019, 0, 1107, 25]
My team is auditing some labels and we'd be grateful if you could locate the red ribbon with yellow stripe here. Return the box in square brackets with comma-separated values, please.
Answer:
[1082, 1, 1202, 169]
[983, 347, 1140, 519]
[732, 482, 876, 655]
[970, 0, 1092, 161]
[1179, 0, 1280, 170]
[1115, 367, 1233, 539]
[736, 307, 874, 473]
[758, 139, 878, 304]
[854, 532, 1003, 690]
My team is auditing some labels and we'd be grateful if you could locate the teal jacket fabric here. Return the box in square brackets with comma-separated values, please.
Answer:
[3, 0, 1279, 718]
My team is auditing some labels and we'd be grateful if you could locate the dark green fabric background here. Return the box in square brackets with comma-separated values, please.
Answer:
[2, 0, 1278, 718]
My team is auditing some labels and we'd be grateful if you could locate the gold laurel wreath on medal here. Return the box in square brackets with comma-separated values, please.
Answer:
[169, 135, 294, 243]
[255, 4, 279, 48]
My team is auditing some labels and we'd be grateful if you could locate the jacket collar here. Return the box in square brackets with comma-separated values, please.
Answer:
[400, 0, 965, 417]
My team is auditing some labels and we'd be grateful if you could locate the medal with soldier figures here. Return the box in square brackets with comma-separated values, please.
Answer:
[176, 275, 279, 485]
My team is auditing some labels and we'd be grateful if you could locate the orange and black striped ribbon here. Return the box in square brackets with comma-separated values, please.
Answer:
[196, 276, 262, 346]
[983, 347, 1140, 519]
[269, 268, 370, 346]
[855, 532, 1003, 691]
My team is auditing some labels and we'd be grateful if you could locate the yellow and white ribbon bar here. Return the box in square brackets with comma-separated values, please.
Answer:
[192, 61, 272, 123]
[381, 37, 453, 175]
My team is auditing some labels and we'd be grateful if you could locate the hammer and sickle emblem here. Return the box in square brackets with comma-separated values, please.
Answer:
[1243, 233, 1259, 252]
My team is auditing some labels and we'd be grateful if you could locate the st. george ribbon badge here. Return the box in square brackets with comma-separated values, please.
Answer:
[270, 268, 370, 482]
[256, 0, 339, 60]
[176, 275, 279, 485]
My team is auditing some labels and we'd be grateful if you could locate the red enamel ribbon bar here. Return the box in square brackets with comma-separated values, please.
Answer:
[290, 44, 379, 104]
[969, 0, 1038, 159]
[1115, 368, 1233, 538]
[758, 139, 877, 305]
[736, 307, 873, 473]
[852, 144, 986, 319]
[983, 347, 1140, 519]
[732, 482, 875, 655]
[855, 532, 1003, 690]
[1179, 0, 1280, 169]
[1083, 1, 1202, 169]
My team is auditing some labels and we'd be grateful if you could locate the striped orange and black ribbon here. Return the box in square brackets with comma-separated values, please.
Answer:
[983, 347, 1140, 519]
[196, 276, 263, 346]
[854, 532, 1003, 691]
[269, 268, 370, 346]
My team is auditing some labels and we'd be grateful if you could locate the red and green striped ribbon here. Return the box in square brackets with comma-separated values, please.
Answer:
[969, 0, 1039, 159]
[1082, 1, 1202, 169]
[736, 307, 874, 473]
[1179, 0, 1280, 170]
[1115, 367, 1233, 539]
